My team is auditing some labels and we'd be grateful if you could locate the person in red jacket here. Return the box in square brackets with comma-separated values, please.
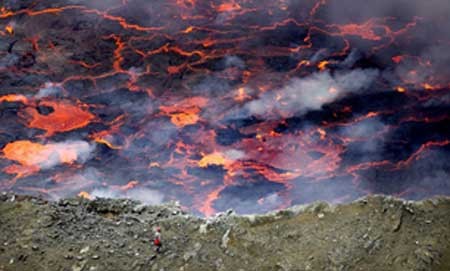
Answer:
[153, 226, 162, 253]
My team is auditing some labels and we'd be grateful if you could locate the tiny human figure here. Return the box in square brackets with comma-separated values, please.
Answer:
[153, 226, 162, 253]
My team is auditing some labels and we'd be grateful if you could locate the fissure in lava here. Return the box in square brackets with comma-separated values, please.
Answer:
[0, 0, 449, 215]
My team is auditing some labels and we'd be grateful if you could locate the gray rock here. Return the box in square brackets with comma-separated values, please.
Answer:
[221, 229, 231, 249]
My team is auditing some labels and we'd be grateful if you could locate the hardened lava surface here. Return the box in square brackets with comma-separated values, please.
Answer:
[0, 0, 449, 215]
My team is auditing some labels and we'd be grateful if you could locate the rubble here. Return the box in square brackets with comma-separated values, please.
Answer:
[0, 195, 449, 270]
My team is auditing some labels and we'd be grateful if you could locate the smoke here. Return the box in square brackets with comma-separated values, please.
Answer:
[359, 149, 450, 199]
[219, 192, 284, 214]
[319, 0, 450, 90]
[1, 0, 449, 216]
[38, 141, 94, 170]
[2, 140, 95, 170]
[223, 56, 246, 70]
[309, 49, 330, 64]
[339, 49, 362, 69]
[91, 187, 165, 205]
[322, 0, 450, 24]
[242, 69, 378, 119]
[389, 44, 450, 88]
[35, 82, 63, 99]
[0, 54, 19, 69]
[338, 118, 387, 153]
[423, 92, 450, 108]
[223, 149, 245, 160]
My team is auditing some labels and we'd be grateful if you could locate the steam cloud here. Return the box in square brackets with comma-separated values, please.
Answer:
[40, 140, 94, 169]
[35, 82, 63, 99]
[91, 188, 165, 205]
[243, 69, 378, 119]
[1, 0, 449, 215]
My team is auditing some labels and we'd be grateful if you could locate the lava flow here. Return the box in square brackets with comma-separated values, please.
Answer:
[0, 0, 449, 215]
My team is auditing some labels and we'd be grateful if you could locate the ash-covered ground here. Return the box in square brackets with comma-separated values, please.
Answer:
[0, 0, 450, 215]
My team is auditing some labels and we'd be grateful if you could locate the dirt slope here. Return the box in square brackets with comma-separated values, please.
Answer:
[1, 193, 450, 271]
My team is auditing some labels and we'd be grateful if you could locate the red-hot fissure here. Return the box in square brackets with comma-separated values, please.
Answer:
[0, 0, 449, 215]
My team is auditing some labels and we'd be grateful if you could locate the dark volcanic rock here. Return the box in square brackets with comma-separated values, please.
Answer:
[1, 195, 450, 271]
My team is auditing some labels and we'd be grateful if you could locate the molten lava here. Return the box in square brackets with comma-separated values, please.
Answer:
[159, 97, 208, 127]
[2, 140, 87, 178]
[0, 0, 449, 215]
[20, 101, 95, 136]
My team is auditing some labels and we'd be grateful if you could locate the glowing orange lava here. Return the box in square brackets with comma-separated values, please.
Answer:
[396, 86, 406, 93]
[21, 101, 95, 136]
[215, 2, 241, 12]
[3, 140, 81, 166]
[5, 24, 13, 35]
[0, 94, 28, 104]
[198, 152, 231, 168]
[334, 19, 383, 41]
[2, 140, 85, 177]
[78, 191, 93, 200]
[318, 60, 330, 70]
[0, 0, 449, 216]
[198, 186, 224, 216]
[159, 97, 208, 127]
[234, 87, 251, 102]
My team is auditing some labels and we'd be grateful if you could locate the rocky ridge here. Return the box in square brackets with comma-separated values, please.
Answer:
[1, 193, 450, 271]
